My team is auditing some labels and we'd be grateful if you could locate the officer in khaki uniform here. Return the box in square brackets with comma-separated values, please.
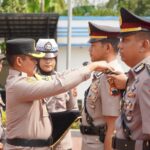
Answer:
[109, 8, 150, 150]
[80, 22, 124, 150]
[0, 51, 5, 150]
[36, 39, 78, 150]
[5, 38, 111, 150]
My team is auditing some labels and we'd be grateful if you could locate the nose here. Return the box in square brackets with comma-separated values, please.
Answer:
[118, 41, 122, 49]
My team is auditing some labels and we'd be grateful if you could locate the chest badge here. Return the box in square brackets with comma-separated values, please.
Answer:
[127, 92, 136, 98]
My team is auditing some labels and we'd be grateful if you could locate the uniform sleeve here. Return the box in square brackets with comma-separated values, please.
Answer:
[138, 78, 150, 134]
[7, 67, 91, 102]
[99, 75, 121, 117]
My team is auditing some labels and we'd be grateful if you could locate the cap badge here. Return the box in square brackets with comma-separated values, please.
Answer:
[44, 42, 52, 51]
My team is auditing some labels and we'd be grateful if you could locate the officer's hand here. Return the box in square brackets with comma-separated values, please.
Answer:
[70, 88, 78, 97]
[88, 61, 113, 72]
[0, 142, 3, 150]
[107, 73, 128, 89]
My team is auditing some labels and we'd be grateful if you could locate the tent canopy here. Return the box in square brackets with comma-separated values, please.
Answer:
[0, 13, 59, 40]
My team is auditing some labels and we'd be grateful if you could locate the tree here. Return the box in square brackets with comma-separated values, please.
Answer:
[106, 0, 150, 16]
[44, 0, 67, 14]
[0, 0, 27, 13]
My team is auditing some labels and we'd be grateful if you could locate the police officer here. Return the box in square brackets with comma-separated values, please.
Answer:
[36, 39, 78, 150]
[0, 50, 5, 150]
[80, 22, 124, 150]
[109, 8, 150, 150]
[5, 38, 111, 150]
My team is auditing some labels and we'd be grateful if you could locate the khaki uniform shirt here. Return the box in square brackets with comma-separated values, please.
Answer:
[5, 67, 90, 150]
[115, 56, 150, 150]
[40, 71, 78, 150]
[81, 59, 123, 150]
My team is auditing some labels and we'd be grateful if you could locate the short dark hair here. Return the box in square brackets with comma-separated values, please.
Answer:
[100, 38, 120, 53]
[136, 31, 150, 40]
[6, 54, 26, 67]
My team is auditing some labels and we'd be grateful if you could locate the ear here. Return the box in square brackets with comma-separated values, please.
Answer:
[16, 56, 23, 67]
[143, 39, 150, 49]
[106, 43, 112, 53]
[139, 39, 150, 52]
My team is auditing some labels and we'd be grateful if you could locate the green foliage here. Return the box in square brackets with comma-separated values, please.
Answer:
[0, 0, 150, 16]
[73, 5, 118, 16]
[0, 42, 6, 54]
[45, 0, 67, 14]
[0, 0, 27, 13]
[26, 0, 40, 13]
[106, 0, 150, 16]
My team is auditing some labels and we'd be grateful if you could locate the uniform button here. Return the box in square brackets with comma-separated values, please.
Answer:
[125, 144, 128, 147]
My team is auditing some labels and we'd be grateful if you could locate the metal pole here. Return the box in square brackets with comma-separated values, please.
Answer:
[67, 0, 72, 69]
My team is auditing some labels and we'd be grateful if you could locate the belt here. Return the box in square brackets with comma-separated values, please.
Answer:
[112, 136, 150, 150]
[80, 125, 106, 136]
[6, 137, 52, 147]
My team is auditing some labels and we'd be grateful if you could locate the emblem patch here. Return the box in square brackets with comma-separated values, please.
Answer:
[44, 42, 52, 51]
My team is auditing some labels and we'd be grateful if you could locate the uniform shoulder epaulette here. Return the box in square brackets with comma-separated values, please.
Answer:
[145, 64, 150, 75]
[134, 63, 145, 74]
[34, 73, 42, 80]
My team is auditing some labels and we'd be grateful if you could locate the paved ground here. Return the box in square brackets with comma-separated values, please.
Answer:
[71, 129, 82, 150]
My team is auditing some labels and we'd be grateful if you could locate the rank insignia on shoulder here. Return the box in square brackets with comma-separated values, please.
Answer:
[146, 64, 150, 75]
[34, 73, 42, 80]
[134, 63, 145, 74]
[26, 77, 37, 83]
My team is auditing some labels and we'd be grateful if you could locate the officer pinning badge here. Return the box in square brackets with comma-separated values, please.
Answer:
[134, 63, 145, 74]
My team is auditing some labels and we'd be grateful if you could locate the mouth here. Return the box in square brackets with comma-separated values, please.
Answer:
[45, 65, 53, 68]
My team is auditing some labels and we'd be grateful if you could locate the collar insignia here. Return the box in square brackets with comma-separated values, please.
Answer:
[134, 63, 145, 74]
